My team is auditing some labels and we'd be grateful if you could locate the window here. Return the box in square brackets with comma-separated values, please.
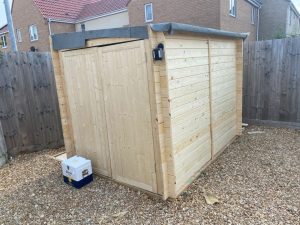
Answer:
[144, 3, 153, 22]
[29, 25, 38, 41]
[1, 35, 7, 48]
[251, 7, 256, 24]
[16, 29, 22, 42]
[229, 0, 237, 17]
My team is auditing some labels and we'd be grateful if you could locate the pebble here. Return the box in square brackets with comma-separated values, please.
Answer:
[0, 126, 299, 224]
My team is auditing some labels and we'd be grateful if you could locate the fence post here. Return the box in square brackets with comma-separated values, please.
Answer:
[0, 121, 8, 167]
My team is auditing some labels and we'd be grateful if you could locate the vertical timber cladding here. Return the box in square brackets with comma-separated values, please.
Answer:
[60, 41, 157, 193]
[100, 41, 157, 192]
[164, 34, 212, 196]
[60, 48, 111, 177]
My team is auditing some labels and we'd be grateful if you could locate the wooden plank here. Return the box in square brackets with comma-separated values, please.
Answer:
[165, 38, 208, 49]
[166, 57, 209, 70]
[149, 29, 173, 199]
[0, 121, 7, 167]
[236, 39, 243, 135]
[244, 119, 300, 129]
[168, 65, 209, 80]
[61, 48, 112, 176]
[100, 40, 157, 192]
[51, 45, 76, 157]
[144, 39, 164, 195]
[86, 38, 140, 47]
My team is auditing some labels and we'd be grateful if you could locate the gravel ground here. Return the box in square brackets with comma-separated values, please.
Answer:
[0, 126, 299, 225]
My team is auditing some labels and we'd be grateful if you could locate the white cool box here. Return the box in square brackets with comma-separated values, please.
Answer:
[61, 156, 93, 189]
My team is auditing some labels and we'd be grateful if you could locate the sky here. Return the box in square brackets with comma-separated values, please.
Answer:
[1, 0, 300, 28]
[0, 0, 12, 28]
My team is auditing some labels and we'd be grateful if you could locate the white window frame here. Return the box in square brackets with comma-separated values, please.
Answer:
[29, 25, 39, 42]
[144, 3, 154, 23]
[229, 0, 237, 17]
[1, 35, 7, 48]
[16, 28, 22, 42]
[251, 7, 256, 25]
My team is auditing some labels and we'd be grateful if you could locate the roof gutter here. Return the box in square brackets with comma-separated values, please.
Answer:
[48, 19, 52, 36]
[151, 23, 249, 39]
[256, 5, 262, 41]
[46, 18, 76, 24]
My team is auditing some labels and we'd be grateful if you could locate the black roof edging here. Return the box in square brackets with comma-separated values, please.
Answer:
[51, 26, 148, 51]
[52, 23, 248, 51]
[151, 22, 249, 40]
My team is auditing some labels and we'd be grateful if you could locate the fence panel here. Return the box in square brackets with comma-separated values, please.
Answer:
[0, 52, 64, 156]
[0, 121, 7, 167]
[243, 37, 300, 128]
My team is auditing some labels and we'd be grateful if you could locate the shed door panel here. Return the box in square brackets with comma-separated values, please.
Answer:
[99, 41, 157, 192]
[61, 49, 111, 176]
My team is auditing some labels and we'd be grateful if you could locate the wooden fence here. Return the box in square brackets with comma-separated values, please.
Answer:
[243, 37, 300, 128]
[0, 52, 64, 156]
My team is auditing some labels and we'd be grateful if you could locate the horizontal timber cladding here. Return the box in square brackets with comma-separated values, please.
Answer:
[164, 35, 212, 196]
[163, 34, 242, 198]
[52, 24, 243, 199]
[209, 39, 238, 156]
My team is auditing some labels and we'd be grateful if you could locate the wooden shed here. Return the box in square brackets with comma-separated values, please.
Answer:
[51, 23, 245, 199]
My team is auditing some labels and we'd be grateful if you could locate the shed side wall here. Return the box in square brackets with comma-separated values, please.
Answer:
[209, 38, 238, 156]
[164, 34, 212, 196]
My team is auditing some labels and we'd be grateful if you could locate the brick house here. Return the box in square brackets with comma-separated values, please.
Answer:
[1, 0, 130, 52]
[0, 25, 9, 50]
[128, 0, 262, 41]
[259, 0, 300, 40]
[1, 0, 262, 52]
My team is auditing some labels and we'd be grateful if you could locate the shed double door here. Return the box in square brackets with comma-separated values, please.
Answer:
[61, 41, 157, 192]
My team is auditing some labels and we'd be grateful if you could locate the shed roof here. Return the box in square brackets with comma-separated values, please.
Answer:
[151, 23, 249, 39]
[52, 23, 248, 51]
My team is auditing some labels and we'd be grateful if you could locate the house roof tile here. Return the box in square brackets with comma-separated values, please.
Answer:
[0, 25, 8, 34]
[33, 0, 129, 23]
[77, 0, 129, 22]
